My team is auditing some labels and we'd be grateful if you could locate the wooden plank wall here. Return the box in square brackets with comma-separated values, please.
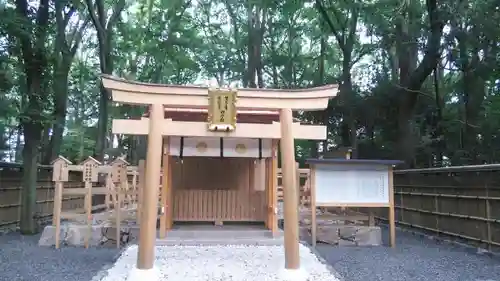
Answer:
[171, 157, 266, 221]
[373, 168, 500, 252]
[0, 163, 86, 231]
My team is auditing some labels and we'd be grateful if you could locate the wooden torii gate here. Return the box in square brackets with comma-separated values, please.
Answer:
[102, 75, 338, 280]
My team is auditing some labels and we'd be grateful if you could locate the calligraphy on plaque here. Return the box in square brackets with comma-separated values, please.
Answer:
[207, 88, 237, 132]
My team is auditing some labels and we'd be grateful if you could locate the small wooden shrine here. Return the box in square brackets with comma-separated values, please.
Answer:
[101, 75, 338, 279]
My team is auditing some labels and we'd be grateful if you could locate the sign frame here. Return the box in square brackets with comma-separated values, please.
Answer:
[313, 164, 390, 206]
[207, 88, 237, 132]
[306, 158, 402, 249]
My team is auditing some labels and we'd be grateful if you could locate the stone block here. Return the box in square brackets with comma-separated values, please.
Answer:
[338, 226, 358, 239]
[338, 225, 382, 246]
[38, 225, 67, 246]
[316, 225, 340, 245]
[308, 224, 382, 246]
[38, 224, 108, 247]
[299, 226, 311, 241]
[66, 225, 106, 246]
[353, 226, 382, 246]
[338, 239, 357, 246]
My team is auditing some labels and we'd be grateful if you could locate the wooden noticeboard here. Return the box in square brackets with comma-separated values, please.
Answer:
[314, 164, 390, 206]
[306, 158, 402, 248]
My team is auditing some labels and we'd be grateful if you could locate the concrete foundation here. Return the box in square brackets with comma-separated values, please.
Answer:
[157, 225, 284, 246]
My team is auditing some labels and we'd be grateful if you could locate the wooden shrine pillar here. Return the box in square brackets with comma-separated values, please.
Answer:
[279, 108, 300, 269]
[137, 104, 163, 270]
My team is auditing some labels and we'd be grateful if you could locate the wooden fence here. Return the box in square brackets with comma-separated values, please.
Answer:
[0, 162, 86, 230]
[277, 168, 311, 206]
[374, 165, 500, 252]
[6, 159, 500, 252]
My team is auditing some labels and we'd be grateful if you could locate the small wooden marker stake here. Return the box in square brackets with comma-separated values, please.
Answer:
[51, 156, 72, 249]
[111, 157, 129, 248]
[137, 160, 146, 225]
[81, 156, 101, 249]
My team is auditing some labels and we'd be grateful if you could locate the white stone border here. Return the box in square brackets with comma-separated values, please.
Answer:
[95, 244, 340, 281]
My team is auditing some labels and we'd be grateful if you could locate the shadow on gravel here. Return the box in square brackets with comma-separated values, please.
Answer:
[315, 227, 500, 281]
[0, 232, 121, 281]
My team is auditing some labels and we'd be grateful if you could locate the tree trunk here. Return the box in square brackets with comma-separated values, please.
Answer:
[44, 64, 70, 164]
[85, 0, 125, 161]
[394, 0, 444, 167]
[20, 122, 42, 234]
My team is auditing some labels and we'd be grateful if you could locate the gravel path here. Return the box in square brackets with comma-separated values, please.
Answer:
[98, 244, 339, 281]
[315, 227, 500, 281]
[0, 232, 121, 281]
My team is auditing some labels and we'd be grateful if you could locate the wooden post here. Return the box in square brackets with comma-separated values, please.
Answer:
[111, 158, 128, 249]
[270, 140, 278, 235]
[84, 181, 92, 248]
[51, 156, 71, 249]
[137, 104, 163, 270]
[485, 180, 492, 251]
[159, 137, 169, 239]
[265, 158, 271, 229]
[388, 167, 396, 248]
[279, 108, 300, 269]
[131, 171, 137, 205]
[53, 181, 63, 249]
[400, 186, 405, 222]
[105, 174, 112, 210]
[137, 160, 146, 225]
[368, 211, 375, 226]
[82, 156, 100, 249]
[296, 162, 300, 205]
[166, 158, 173, 230]
[434, 187, 439, 236]
[310, 166, 317, 247]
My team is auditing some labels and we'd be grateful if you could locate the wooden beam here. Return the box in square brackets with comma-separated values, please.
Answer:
[102, 75, 338, 111]
[279, 108, 300, 270]
[137, 104, 163, 270]
[112, 119, 327, 140]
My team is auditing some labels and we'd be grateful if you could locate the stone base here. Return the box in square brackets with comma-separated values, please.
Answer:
[279, 268, 308, 281]
[302, 225, 382, 246]
[127, 267, 159, 281]
[38, 224, 118, 247]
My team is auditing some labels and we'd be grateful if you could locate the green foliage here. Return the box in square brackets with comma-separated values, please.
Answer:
[0, 0, 497, 168]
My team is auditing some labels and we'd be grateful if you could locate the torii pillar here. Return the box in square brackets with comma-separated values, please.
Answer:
[129, 103, 163, 280]
[279, 108, 300, 270]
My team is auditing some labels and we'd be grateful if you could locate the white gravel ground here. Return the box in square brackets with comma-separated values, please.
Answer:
[97, 244, 339, 281]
